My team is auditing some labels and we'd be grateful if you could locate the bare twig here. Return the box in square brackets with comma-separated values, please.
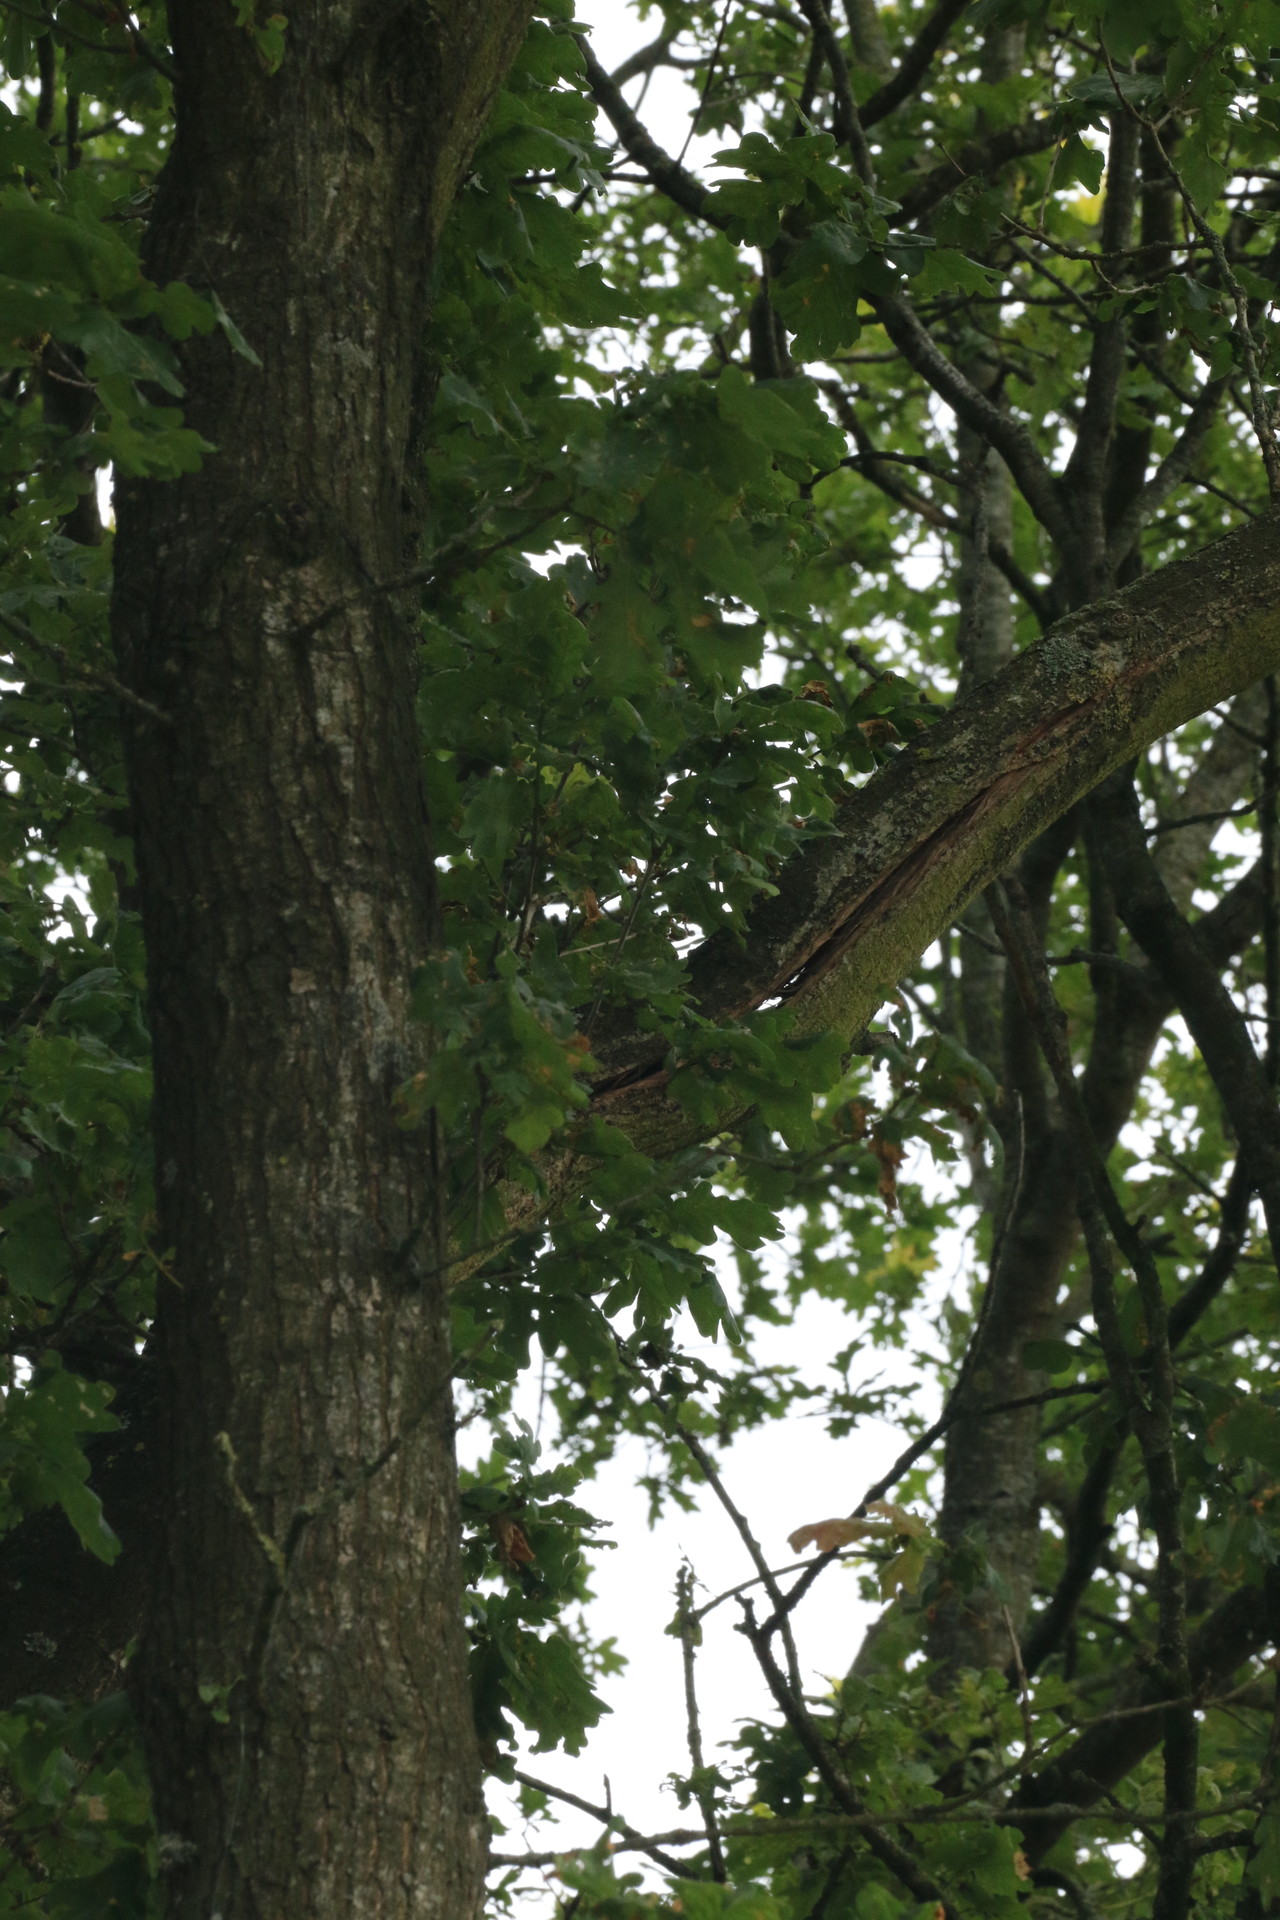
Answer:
[675, 1563, 727, 1879]
[1003, 1603, 1036, 1771]
[508, 1769, 700, 1880]
[675, 0, 733, 169]
[645, 1379, 806, 1699]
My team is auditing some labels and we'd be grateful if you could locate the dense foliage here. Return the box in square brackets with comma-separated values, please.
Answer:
[2, 0, 1280, 1915]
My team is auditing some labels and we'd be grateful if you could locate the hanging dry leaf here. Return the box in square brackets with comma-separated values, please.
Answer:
[1013, 1850, 1031, 1881]
[490, 1514, 536, 1568]
[788, 1516, 884, 1554]
[869, 1131, 905, 1214]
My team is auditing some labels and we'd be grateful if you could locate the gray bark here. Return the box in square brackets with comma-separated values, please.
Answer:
[107, 6, 532, 1914]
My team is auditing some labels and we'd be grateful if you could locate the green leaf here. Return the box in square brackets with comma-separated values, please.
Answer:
[771, 219, 869, 359]
[0, 1361, 121, 1562]
[1056, 132, 1104, 195]
[716, 365, 845, 467]
[1022, 1338, 1080, 1375]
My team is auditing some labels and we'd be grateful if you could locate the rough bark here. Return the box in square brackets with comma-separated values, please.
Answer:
[107, 6, 531, 1916]
[590, 506, 1280, 1107]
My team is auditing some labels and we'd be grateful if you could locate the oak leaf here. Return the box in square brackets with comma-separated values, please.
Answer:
[788, 1516, 882, 1554]
[866, 1499, 928, 1538]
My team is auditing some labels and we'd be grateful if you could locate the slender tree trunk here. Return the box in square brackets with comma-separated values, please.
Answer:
[110, 7, 530, 1913]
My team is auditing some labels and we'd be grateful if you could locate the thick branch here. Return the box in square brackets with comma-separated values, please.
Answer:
[896, 117, 1058, 228]
[859, 0, 971, 129]
[576, 34, 712, 223]
[869, 291, 1070, 544]
[670, 510, 1280, 1068]
[1090, 768, 1280, 1262]
[1061, 112, 1140, 587]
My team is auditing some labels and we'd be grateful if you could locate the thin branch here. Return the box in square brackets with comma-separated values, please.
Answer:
[1020, 1438, 1124, 1680]
[1140, 115, 1280, 496]
[645, 1379, 806, 1699]
[1003, 1604, 1036, 1770]
[509, 1769, 700, 1880]
[489, 1787, 1271, 1872]
[796, 0, 876, 185]
[1061, 112, 1141, 554]
[827, 398, 1052, 620]
[609, 32, 674, 86]
[0, 0, 175, 78]
[676, 1563, 727, 1880]
[0, 606, 172, 729]
[869, 290, 1070, 544]
[897, 117, 1058, 227]
[675, 0, 733, 169]
[738, 1601, 961, 1918]
[1106, 374, 1230, 573]
[289, 480, 564, 643]
[1151, 801, 1256, 836]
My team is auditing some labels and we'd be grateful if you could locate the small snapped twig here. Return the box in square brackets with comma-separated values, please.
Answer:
[509, 1768, 700, 1880]
[676, 1563, 727, 1880]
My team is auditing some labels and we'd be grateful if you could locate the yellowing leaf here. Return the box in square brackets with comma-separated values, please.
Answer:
[866, 1500, 928, 1538]
[878, 1536, 928, 1600]
[788, 1515, 884, 1553]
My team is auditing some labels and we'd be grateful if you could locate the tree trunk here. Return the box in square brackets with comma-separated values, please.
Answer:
[109, 6, 530, 1913]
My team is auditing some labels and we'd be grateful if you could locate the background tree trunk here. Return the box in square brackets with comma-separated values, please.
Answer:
[109, 6, 530, 1912]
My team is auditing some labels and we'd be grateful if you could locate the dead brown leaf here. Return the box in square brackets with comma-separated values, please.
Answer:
[869, 1131, 905, 1214]
[491, 1514, 536, 1568]
[788, 1516, 882, 1554]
